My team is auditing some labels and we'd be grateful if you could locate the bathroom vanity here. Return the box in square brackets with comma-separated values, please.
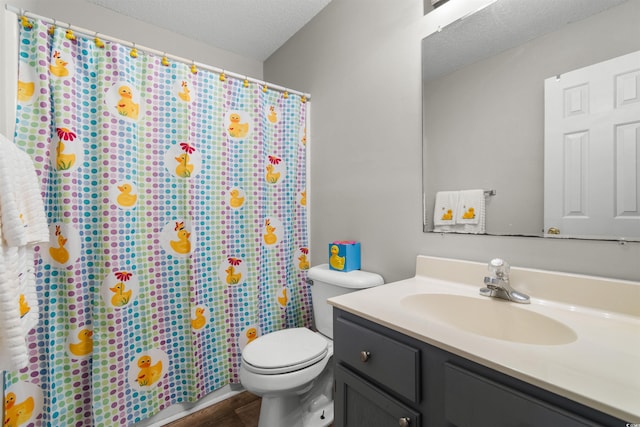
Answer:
[328, 256, 640, 427]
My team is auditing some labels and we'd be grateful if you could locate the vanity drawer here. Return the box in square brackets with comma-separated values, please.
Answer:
[334, 316, 420, 403]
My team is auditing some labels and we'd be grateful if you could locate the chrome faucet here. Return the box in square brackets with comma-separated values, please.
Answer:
[479, 258, 530, 304]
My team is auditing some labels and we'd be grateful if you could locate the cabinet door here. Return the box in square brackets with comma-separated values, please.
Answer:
[335, 364, 420, 427]
[444, 364, 601, 427]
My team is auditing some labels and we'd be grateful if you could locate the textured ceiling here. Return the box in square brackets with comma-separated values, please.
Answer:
[422, 0, 630, 82]
[84, 0, 332, 61]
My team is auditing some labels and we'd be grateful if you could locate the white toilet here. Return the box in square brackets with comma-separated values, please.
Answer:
[239, 264, 384, 427]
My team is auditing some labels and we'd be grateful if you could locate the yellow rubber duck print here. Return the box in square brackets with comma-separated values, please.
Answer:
[170, 222, 191, 254]
[178, 81, 191, 102]
[225, 265, 242, 284]
[300, 190, 307, 206]
[175, 153, 194, 178]
[298, 253, 310, 270]
[4, 391, 34, 427]
[49, 51, 69, 77]
[267, 106, 278, 123]
[265, 155, 282, 184]
[175, 142, 197, 178]
[229, 189, 244, 208]
[116, 183, 137, 207]
[228, 113, 249, 138]
[441, 209, 453, 221]
[116, 85, 139, 119]
[55, 140, 76, 171]
[277, 288, 288, 307]
[110, 281, 132, 307]
[329, 245, 346, 271]
[462, 207, 475, 219]
[17, 80, 35, 102]
[225, 257, 243, 284]
[136, 355, 163, 387]
[19, 294, 30, 318]
[265, 164, 280, 184]
[69, 328, 93, 357]
[245, 328, 258, 345]
[301, 127, 307, 146]
[49, 225, 69, 264]
[191, 307, 206, 330]
[54, 127, 77, 171]
[263, 220, 277, 245]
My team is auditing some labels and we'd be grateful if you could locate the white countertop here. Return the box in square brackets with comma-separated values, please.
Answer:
[328, 256, 640, 422]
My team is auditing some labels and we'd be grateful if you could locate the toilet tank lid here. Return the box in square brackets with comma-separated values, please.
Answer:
[308, 264, 384, 289]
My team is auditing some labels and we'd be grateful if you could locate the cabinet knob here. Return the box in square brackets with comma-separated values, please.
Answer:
[359, 351, 371, 362]
[399, 417, 411, 427]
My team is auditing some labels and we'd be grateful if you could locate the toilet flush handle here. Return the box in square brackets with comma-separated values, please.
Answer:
[359, 351, 371, 362]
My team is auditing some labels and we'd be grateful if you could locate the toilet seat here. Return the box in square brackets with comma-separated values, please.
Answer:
[242, 328, 328, 375]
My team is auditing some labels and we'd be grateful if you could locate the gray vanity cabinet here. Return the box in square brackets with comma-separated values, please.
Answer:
[333, 309, 624, 427]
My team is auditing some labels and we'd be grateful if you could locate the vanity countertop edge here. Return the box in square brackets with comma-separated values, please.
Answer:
[327, 255, 640, 422]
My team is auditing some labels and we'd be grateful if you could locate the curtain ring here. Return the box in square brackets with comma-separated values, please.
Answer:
[48, 19, 56, 35]
[94, 32, 105, 48]
[20, 10, 33, 30]
[130, 43, 138, 58]
[65, 24, 76, 41]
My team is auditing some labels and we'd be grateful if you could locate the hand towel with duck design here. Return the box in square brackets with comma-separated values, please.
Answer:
[433, 191, 459, 232]
[456, 189, 486, 234]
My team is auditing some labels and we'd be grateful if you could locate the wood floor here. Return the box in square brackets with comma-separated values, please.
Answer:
[165, 391, 261, 427]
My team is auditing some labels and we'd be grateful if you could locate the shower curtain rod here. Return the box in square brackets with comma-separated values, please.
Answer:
[5, 4, 311, 100]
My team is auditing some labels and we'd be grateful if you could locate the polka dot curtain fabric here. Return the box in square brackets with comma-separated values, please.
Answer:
[7, 19, 311, 426]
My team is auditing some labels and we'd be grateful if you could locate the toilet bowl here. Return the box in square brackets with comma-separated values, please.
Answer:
[239, 264, 383, 427]
[240, 328, 334, 427]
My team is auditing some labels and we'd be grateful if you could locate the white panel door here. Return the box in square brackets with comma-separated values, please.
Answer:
[544, 50, 640, 239]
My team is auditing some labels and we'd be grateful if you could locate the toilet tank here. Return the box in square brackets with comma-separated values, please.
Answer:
[307, 264, 384, 339]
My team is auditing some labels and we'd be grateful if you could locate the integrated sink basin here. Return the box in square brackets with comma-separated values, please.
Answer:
[400, 294, 577, 345]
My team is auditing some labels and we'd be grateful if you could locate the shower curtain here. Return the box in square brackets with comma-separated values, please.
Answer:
[5, 17, 310, 426]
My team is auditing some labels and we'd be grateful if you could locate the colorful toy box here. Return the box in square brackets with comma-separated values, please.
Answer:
[328, 241, 361, 272]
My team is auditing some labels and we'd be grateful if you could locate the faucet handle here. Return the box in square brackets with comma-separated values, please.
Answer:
[488, 258, 510, 277]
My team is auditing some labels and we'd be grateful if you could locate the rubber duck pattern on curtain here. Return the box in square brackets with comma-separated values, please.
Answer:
[6, 18, 311, 427]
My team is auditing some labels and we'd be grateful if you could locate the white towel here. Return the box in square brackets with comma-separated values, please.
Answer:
[433, 191, 459, 231]
[0, 134, 48, 245]
[0, 244, 29, 370]
[0, 134, 27, 246]
[17, 147, 49, 244]
[0, 133, 48, 370]
[456, 189, 486, 234]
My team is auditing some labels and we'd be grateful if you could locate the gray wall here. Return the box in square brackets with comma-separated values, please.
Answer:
[265, 0, 640, 283]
